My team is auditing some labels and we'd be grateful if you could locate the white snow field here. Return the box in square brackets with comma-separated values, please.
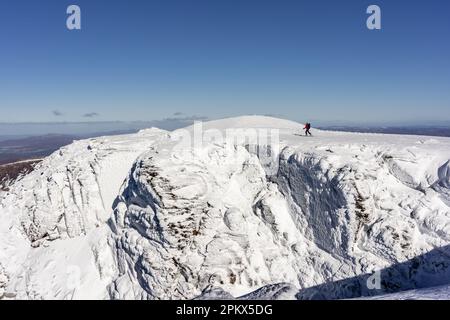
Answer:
[1, 116, 450, 300]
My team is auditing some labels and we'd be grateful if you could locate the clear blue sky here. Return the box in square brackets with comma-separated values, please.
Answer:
[1, 0, 449, 124]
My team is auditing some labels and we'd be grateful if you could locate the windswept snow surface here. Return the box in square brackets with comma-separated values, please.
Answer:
[0, 129, 168, 299]
[361, 284, 450, 300]
[1, 116, 450, 300]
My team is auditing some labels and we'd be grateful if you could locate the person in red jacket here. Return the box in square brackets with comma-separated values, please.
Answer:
[304, 122, 312, 136]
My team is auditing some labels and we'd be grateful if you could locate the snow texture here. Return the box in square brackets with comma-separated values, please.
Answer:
[1, 116, 450, 300]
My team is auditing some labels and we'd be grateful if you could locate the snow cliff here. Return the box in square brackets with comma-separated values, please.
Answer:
[1, 116, 450, 300]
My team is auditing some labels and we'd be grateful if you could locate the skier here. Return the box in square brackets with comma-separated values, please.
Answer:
[304, 122, 312, 136]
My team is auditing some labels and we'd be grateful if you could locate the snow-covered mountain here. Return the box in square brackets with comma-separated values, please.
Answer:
[1, 116, 450, 300]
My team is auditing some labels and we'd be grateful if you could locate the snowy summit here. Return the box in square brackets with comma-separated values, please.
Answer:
[1, 116, 450, 300]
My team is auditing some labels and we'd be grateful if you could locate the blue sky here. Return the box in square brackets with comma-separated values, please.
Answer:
[0, 0, 449, 124]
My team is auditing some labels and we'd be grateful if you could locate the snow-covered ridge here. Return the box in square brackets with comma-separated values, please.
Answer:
[1, 116, 450, 300]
